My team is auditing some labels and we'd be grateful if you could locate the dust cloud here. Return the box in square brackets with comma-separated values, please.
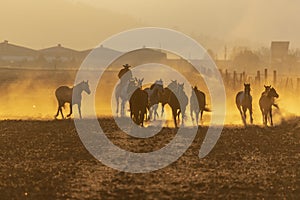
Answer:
[0, 66, 299, 127]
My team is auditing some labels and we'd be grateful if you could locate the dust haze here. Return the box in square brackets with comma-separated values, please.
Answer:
[0, 56, 299, 127]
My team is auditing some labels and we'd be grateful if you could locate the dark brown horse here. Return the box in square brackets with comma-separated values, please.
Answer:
[161, 81, 188, 128]
[160, 80, 178, 117]
[128, 78, 148, 126]
[190, 86, 210, 125]
[259, 87, 279, 126]
[236, 83, 253, 126]
[55, 81, 91, 119]
[144, 79, 164, 120]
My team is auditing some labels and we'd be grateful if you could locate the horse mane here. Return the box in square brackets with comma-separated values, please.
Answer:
[150, 83, 156, 90]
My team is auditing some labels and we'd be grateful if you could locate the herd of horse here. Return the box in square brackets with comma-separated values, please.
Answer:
[115, 78, 203, 128]
[54, 79, 279, 128]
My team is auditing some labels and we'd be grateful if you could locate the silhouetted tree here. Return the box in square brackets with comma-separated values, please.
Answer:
[233, 49, 260, 69]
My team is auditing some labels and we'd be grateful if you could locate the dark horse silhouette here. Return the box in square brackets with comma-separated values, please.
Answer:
[161, 81, 188, 128]
[236, 83, 253, 126]
[128, 78, 148, 126]
[190, 86, 210, 125]
[55, 81, 91, 119]
[144, 79, 164, 120]
[259, 87, 279, 126]
[262, 85, 279, 109]
[160, 80, 178, 117]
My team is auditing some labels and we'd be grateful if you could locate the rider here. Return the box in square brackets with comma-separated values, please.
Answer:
[118, 64, 133, 84]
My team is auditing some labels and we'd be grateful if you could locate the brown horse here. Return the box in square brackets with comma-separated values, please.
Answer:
[259, 87, 279, 126]
[128, 78, 148, 126]
[144, 79, 164, 120]
[161, 81, 188, 128]
[55, 81, 91, 119]
[235, 83, 253, 126]
[160, 80, 178, 117]
[190, 86, 210, 125]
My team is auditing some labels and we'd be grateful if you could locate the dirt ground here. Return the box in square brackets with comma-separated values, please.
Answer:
[0, 118, 299, 199]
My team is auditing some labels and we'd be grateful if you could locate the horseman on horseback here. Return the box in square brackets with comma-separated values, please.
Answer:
[115, 64, 133, 116]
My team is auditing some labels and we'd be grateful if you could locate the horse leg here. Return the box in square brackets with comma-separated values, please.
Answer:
[190, 106, 194, 122]
[121, 100, 126, 117]
[237, 105, 246, 126]
[115, 94, 119, 114]
[200, 110, 204, 124]
[172, 108, 178, 128]
[161, 104, 165, 117]
[242, 107, 247, 120]
[146, 106, 150, 121]
[264, 112, 268, 126]
[55, 104, 60, 119]
[265, 114, 268, 126]
[67, 103, 73, 118]
[195, 111, 199, 126]
[60, 106, 65, 119]
[249, 106, 253, 124]
[177, 110, 181, 125]
[181, 108, 186, 125]
[58, 102, 65, 119]
[149, 107, 153, 120]
[270, 107, 273, 126]
[140, 110, 145, 127]
[130, 107, 133, 120]
[154, 105, 158, 120]
[78, 104, 82, 119]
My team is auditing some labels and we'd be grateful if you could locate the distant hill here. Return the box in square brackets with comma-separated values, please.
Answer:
[0, 40, 37, 59]
[0, 41, 123, 69]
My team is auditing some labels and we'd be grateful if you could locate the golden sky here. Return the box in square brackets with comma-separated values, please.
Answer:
[1, 0, 299, 51]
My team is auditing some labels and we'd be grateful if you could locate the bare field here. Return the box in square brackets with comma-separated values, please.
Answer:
[0, 118, 299, 199]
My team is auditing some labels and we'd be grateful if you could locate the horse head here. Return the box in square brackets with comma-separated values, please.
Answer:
[193, 86, 198, 92]
[244, 83, 251, 95]
[81, 80, 91, 94]
[155, 79, 163, 86]
[269, 87, 279, 98]
[178, 83, 184, 91]
[136, 78, 144, 88]
[264, 85, 271, 91]
[168, 80, 178, 91]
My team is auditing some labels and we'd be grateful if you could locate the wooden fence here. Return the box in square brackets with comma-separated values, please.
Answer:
[219, 68, 300, 91]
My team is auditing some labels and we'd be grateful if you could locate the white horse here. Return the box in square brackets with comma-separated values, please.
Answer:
[115, 79, 131, 117]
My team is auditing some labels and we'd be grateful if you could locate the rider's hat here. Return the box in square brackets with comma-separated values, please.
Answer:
[123, 64, 131, 68]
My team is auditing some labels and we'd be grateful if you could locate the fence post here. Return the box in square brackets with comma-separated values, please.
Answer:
[297, 78, 300, 90]
[233, 70, 237, 88]
[264, 68, 268, 84]
[273, 70, 277, 86]
[240, 73, 243, 84]
[285, 77, 290, 88]
[225, 69, 229, 85]
[256, 70, 261, 85]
